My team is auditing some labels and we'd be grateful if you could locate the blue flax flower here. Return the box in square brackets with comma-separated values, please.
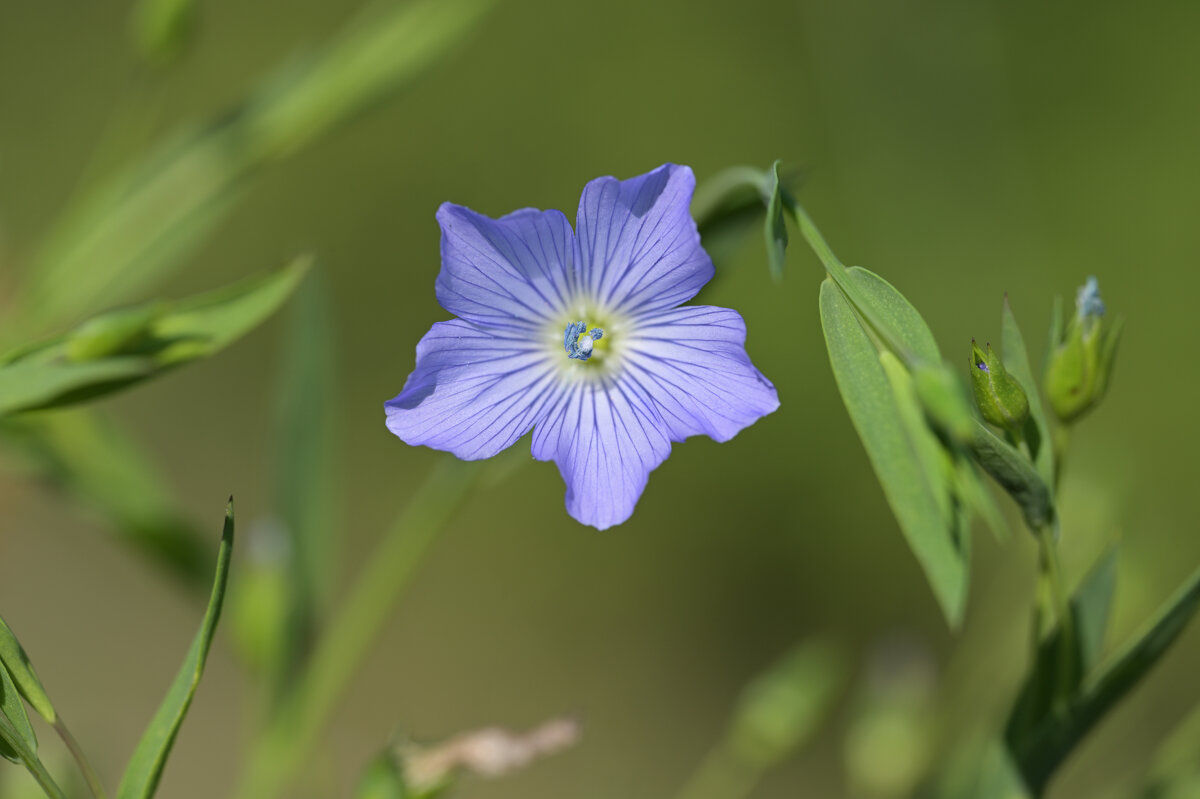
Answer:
[385, 164, 779, 529]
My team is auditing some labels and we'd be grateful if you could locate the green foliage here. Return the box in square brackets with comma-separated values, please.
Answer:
[15, 0, 495, 330]
[763, 160, 789, 280]
[0, 712, 65, 799]
[967, 422, 1055, 532]
[0, 618, 56, 726]
[1006, 558, 1200, 795]
[820, 279, 968, 625]
[0, 661, 37, 764]
[115, 500, 235, 799]
[970, 340, 1031, 432]
[354, 751, 411, 799]
[1000, 297, 1054, 488]
[0, 259, 307, 417]
[130, 0, 197, 67]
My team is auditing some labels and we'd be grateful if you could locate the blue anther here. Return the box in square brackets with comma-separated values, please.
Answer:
[563, 322, 605, 361]
[1076, 276, 1106, 320]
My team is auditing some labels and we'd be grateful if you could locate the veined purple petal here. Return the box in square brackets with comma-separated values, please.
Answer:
[623, 306, 779, 442]
[531, 377, 672, 530]
[435, 204, 576, 330]
[575, 164, 714, 315]
[385, 320, 561, 460]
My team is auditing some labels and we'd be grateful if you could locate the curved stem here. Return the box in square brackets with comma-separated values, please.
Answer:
[53, 718, 107, 799]
[231, 458, 479, 799]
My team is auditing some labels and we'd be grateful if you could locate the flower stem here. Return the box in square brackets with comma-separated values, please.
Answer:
[231, 458, 480, 799]
[53, 717, 108, 799]
[1035, 523, 1075, 705]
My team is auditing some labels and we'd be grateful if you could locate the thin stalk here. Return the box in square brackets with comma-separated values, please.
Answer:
[1052, 425, 1071, 491]
[1036, 523, 1075, 707]
[0, 714, 67, 799]
[231, 458, 479, 799]
[53, 717, 108, 799]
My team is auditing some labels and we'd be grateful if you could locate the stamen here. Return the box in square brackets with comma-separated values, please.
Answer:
[563, 321, 606, 361]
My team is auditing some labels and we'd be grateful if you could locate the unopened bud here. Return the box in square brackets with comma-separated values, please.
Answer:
[1045, 277, 1122, 425]
[970, 340, 1030, 432]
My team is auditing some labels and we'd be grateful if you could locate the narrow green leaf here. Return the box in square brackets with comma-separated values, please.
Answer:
[763, 160, 788, 280]
[116, 499, 235, 799]
[0, 358, 153, 417]
[0, 258, 308, 416]
[0, 412, 211, 586]
[1008, 562, 1200, 795]
[0, 660, 37, 763]
[16, 0, 494, 330]
[0, 617, 56, 724]
[1001, 296, 1054, 489]
[968, 421, 1055, 531]
[820, 279, 967, 625]
[0, 713, 66, 799]
[264, 269, 338, 704]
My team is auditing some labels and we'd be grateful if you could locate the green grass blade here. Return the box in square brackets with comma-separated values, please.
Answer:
[1001, 296, 1054, 489]
[820, 279, 967, 626]
[115, 500, 235, 799]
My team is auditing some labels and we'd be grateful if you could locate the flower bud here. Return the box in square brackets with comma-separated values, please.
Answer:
[1044, 277, 1123, 425]
[970, 340, 1030, 431]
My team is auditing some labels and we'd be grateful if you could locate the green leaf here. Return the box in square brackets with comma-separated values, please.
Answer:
[820, 279, 967, 626]
[0, 412, 211, 586]
[968, 421, 1055, 531]
[268, 270, 338, 700]
[1008, 561, 1200, 795]
[15, 0, 495, 330]
[1001, 296, 1054, 489]
[0, 713, 65, 799]
[0, 617, 56, 725]
[763, 160, 789, 280]
[116, 499, 235, 799]
[844, 267, 942, 365]
[0, 258, 308, 417]
[0, 660, 37, 764]
[354, 750, 411, 799]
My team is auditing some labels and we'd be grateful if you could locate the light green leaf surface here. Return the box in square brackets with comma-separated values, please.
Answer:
[0, 259, 307, 417]
[843, 267, 942, 365]
[1001, 296, 1054, 489]
[820, 279, 967, 626]
[354, 751, 411, 799]
[1008, 562, 1200, 795]
[116, 500, 235, 799]
[0, 660, 36, 764]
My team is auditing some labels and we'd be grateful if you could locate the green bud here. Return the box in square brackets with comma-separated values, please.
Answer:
[1044, 277, 1122, 425]
[970, 340, 1030, 432]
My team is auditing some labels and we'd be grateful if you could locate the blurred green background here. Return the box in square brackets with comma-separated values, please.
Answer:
[2, 0, 1199, 797]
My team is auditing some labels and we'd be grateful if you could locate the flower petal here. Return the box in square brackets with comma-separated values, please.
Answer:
[531, 377, 672, 530]
[575, 164, 714, 315]
[385, 320, 561, 460]
[435, 203, 576, 330]
[623, 305, 779, 442]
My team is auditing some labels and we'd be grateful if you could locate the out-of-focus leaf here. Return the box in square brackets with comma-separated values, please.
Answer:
[1001, 296, 1054, 488]
[763, 160, 788, 280]
[728, 639, 845, 768]
[820, 279, 967, 626]
[355, 751, 411, 799]
[266, 269, 338, 703]
[0, 412, 210, 585]
[0, 258, 307, 416]
[16, 0, 494, 330]
[1146, 702, 1200, 797]
[0, 660, 37, 763]
[924, 738, 1028, 799]
[116, 499, 235, 799]
[968, 421, 1055, 531]
[130, 0, 196, 67]
[0, 617, 56, 725]
[1008, 562, 1200, 795]
[0, 713, 65, 799]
